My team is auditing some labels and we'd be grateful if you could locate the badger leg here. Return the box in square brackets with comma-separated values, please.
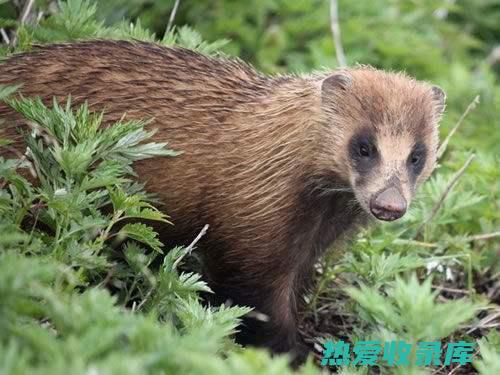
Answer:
[217, 270, 309, 365]
[202, 233, 313, 364]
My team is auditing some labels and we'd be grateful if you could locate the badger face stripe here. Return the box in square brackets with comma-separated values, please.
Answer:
[407, 141, 427, 182]
[348, 130, 380, 179]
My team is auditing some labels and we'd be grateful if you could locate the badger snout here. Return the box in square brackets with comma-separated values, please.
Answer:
[370, 186, 407, 221]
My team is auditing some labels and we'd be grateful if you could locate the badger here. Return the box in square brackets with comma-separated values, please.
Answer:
[0, 40, 445, 360]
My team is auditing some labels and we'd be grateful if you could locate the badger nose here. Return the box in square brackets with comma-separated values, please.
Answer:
[370, 186, 407, 221]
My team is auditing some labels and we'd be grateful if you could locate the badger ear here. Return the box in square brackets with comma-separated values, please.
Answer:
[321, 72, 352, 97]
[431, 85, 446, 115]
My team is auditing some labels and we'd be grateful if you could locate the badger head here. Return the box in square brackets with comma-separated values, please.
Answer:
[319, 68, 446, 221]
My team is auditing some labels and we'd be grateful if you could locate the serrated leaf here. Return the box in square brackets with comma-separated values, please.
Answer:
[0, 84, 20, 100]
[118, 223, 163, 253]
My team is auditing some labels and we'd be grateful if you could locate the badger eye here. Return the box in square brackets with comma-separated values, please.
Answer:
[349, 131, 378, 171]
[407, 142, 427, 180]
[359, 143, 371, 157]
[410, 153, 421, 165]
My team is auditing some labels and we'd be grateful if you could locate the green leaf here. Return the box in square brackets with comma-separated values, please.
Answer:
[475, 331, 500, 374]
[346, 274, 482, 341]
[0, 84, 20, 100]
[118, 223, 163, 253]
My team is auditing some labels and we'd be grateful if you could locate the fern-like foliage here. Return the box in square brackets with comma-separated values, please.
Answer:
[0, 85, 318, 373]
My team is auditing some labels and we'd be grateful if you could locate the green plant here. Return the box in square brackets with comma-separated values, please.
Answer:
[0, 89, 323, 373]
